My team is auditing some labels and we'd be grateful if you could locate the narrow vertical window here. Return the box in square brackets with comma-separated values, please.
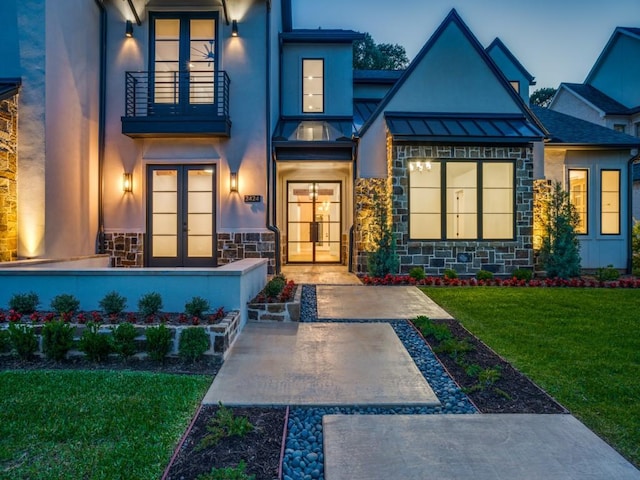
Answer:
[302, 59, 324, 113]
[569, 169, 588, 234]
[601, 170, 620, 235]
[409, 161, 441, 239]
[482, 162, 514, 239]
[446, 162, 477, 239]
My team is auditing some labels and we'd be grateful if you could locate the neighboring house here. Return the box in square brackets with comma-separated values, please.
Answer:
[548, 26, 640, 220]
[0, 1, 637, 274]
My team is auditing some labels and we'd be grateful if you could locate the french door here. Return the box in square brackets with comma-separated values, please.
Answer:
[147, 165, 216, 267]
[287, 181, 341, 263]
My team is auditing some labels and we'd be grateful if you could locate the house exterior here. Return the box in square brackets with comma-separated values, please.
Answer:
[0, 1, 637, 275]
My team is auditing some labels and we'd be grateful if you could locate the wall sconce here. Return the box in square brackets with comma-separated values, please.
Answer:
[125, 20, 133, 38]
[230, 171, 238, 192]
[231, 20, 239, 37]
[123, 172, 133, 193]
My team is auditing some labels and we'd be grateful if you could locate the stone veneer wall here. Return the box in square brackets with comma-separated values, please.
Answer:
[217, 231, 276, 274]
[0, 97, 18, 262]
[391, 144, 535, 276]
[104, 232, 144, 267]
[354, 177, 391, 273]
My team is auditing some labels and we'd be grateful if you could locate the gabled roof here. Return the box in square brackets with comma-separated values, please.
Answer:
[558, 83, 632, 115]
[486, 37, 535, 83]
[585, 26, 640, 85]
[358, 9, 546, 137]
[353, 70, 404, 84]
[532, 106, 640, 148]
[0, 78, 21, 102]
[280, 29, 364, 43]
[385, 112, 544, 144]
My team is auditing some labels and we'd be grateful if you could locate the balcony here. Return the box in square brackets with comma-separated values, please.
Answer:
[121, 71, 231, 138]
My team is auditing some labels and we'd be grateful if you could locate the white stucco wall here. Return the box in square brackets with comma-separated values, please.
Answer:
[281, 43, 354, 117]
[487, 43, 531, 104]
[588, 34, 640, 108]
[353, 83, 394, 100]
[102, 0, 268, 234]
[44, 0, 100, 258]
[549, 88, 605, 126]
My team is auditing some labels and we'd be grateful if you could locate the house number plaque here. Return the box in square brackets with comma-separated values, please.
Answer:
[244, 195, 262, 203]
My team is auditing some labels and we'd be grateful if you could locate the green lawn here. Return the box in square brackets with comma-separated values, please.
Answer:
[0, 370, 212, 480]
[421, 287, 640, 468]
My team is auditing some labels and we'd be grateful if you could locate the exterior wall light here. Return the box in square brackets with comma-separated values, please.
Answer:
[231, 20, 239, 37]
[125, 20, 133, 38]
[123, 172, 133, 193]
[230, 171, 238, 192]
[409, 159, 432, 172]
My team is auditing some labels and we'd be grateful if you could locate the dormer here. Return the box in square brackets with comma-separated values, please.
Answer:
[486, 38, 535, 105]
[280, 29, 364, 117]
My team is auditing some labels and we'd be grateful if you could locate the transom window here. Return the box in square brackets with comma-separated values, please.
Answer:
[569, 169, 588, 234]
[409, 160, 514, 240]
[302, 59, 324, 113]
[601, 170, 620, 235]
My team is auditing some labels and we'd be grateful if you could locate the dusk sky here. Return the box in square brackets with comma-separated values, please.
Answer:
[294, 0, 640, 92]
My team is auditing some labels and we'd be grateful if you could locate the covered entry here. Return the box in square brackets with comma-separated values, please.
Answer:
[287, 181, 341, 263]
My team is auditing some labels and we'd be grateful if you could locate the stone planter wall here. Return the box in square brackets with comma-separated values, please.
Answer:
[0, 310, 240, 360]
[247, 285, 301, 322]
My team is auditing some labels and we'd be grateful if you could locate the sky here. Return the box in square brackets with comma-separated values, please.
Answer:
[293, 0, 640, 91]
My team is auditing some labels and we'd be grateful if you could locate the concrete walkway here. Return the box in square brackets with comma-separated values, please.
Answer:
[203, 322, 439, 407]
[281, 265, 361, 285]
[317, 285, 452, 320]
[323, 414, 640, 480]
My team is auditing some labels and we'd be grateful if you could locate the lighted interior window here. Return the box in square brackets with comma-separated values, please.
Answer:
[296, 122, 328, 141]
[302, 59, 324, 113]
[409, 161, 441, 239]
[154, 19, 180, 104]
[482, 162, 514, 239]
[569, 169, 588, 234]
[613, 124, 626, 133]
[446, 162, 477, 239]
[601, 170, 620, 235]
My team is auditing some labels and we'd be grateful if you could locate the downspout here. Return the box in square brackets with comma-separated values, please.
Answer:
[265, 0, 281, 274]
[349, 136, 359, 272]
[627, 150, 639, 273]
[94, 0, 106, 254]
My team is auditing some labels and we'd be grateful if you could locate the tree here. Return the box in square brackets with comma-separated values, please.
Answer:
[537, 181, 581, 278]
[353, 33, 409, 70]
[530, 87, 557, 107]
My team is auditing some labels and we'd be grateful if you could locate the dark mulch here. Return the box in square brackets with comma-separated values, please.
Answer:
[418, 319, 567, 414]
[165, 405, 286, 480]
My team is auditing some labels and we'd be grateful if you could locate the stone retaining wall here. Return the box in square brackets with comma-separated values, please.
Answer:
[0, 310, 240, 359]
[217, 231, 276, 274]
[247, 285, 301, 322]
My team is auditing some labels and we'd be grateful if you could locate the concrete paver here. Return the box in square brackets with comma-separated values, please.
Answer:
[317, 285, 452, 320]
[323, 414, 640, 480]
[202, 321, 439, 407]
[281, 265, 361, 285]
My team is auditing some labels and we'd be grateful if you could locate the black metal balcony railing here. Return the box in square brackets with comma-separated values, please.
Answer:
[125, 70, 229, 117]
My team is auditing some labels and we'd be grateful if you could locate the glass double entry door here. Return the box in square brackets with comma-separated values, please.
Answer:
[147, 165, 215, 267]
[287, 181, 341, 263]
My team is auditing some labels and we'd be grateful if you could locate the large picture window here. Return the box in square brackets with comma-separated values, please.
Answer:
[409, 160, 514, 240]
[601, 170, 620, 235]
[302, 59, 324, 113]
[569, 169, 588, 234]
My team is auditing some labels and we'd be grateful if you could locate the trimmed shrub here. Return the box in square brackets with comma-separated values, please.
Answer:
[138, 292, 163, 317]
[0, 329, 10, 353]
[99, 291, 127, 316]
[633, 220, 640, 276]
[595, 265, 620, 282]
[264, 276, 286, 298]
[50, 294, 80, 316]
[409, 267, 425, 281]
[79, 322, 112, 362]
[476, 270, 494, 281]
[185, 296, 211, 318]
[42, 320, 75, 361]
[413, 316, 452, 342]
[8, 323, 38, 359]
[512, 269, 533, 281]
[112, 322, 138, 359]
[443, 268, 458, 279]
[146, 323, 172, 362]
[179, 327, 210, 362]
[8, 292, 40, 315]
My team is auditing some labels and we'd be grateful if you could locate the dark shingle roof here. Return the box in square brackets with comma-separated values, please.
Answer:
[532, 105, 640, 147]
[0, 78, 21, 102]
[561, 83, 631, 114]
[281, 29, 364, 43]
[353, 70, 404, 84]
